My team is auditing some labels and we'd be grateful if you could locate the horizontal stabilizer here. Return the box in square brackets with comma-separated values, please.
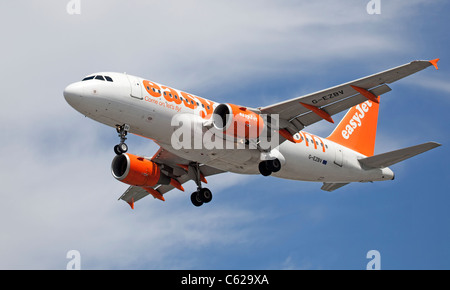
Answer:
[358, 142, 441, 169]
[321, 182, 350, 192]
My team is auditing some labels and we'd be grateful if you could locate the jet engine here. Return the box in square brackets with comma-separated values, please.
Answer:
[212, 103, 264, 139]
[111, 153, 171, 187]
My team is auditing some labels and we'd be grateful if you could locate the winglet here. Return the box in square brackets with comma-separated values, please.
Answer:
[429, 58, 440, 70]
[127, 197, 135, 210]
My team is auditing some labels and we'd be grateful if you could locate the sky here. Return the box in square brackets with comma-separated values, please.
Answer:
[0, 0, 449, 269]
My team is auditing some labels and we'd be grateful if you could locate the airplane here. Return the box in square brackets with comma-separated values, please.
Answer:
[63, 59, 441, 209]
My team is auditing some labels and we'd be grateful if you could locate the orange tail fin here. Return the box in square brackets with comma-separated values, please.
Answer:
[326, 98, 380, 156]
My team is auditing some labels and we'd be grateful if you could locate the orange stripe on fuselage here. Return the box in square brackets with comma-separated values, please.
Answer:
[291, 131, 326, 152]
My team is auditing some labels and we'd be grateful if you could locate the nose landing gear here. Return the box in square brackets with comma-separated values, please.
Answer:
[114, 124, 130, 155]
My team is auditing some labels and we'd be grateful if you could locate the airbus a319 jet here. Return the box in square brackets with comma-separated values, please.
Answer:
[64, 59, 441, 208]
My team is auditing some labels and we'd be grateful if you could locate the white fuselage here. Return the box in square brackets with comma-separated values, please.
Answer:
[64, 72, 394, 184]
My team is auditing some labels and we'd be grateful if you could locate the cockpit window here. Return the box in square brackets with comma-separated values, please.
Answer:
[82, 75, 114, 82]
[82, 76, 95, 81]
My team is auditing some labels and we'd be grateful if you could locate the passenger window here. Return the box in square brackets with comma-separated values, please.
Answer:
[95, 75, 105, 81]
[104, 76, 113, 82]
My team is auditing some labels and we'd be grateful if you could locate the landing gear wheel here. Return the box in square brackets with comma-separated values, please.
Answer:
[114, 143, 128, 155]
[114, 145, 121, 155]
[118, 143, 128, 153]
[199, 188, 212, 203]
[188, 162, 214, 207]
[258, 158, 281, 176]
[190, 191, 204, 207]
[269, 158, 281, 173]
[258, 161, 272, 176]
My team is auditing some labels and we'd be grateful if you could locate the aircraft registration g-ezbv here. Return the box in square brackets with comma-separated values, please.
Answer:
[64, 59, 441, 208]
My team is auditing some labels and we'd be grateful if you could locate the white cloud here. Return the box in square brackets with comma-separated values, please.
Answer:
[404, 75, 450, 97]
[280, 255, 316, 270]
[0, 120, 262, 269]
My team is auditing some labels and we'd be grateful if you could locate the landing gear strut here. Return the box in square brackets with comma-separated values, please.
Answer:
[258, 158, 281, 176]
[189, 162, 213, 207]
[114, 124, 130, 155]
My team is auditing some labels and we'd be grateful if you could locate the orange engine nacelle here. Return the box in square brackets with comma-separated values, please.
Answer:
[212, 103, 264, 139]
[111, 153, 170, 187]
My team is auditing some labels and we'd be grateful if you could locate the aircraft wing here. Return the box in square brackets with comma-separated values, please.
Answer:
[259, 59, 439, 139]
[118, 147, 225, 208]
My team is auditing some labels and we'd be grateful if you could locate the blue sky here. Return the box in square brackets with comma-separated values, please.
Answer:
[0, 0, 449, 269]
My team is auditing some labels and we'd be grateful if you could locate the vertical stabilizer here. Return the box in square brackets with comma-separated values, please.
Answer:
[326, 98, 380, 157]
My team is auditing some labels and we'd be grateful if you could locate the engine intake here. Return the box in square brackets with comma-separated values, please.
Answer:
[212, 103, 264, 139]
[111, 153, 170, 187]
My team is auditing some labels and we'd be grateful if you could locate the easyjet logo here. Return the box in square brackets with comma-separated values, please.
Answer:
[142, 80, 215, 119]
[239, 112, 258, 122]
[341, 100, 373, 139]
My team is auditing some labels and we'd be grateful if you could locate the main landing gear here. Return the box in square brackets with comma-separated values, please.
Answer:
[258, 158, 281, 176]
[114, 124, 130, 155]
[191, 188, 212, 207]
[189, 162, 213, 207]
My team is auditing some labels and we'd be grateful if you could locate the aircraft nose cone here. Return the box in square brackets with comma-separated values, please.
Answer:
[63, 82, 84, 107]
